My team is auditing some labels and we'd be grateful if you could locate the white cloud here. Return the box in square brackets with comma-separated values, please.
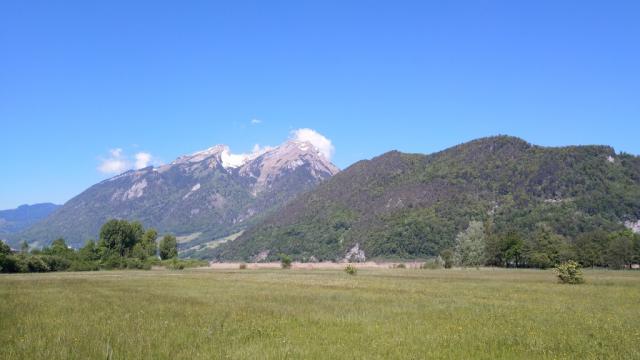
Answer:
[250, 118, 262, 125]
[134, 152, 153, 169]
[218, 144, 274, 169]
[98, 148, 129, 174]
[110, 148, 123, 157]
[251, 144, 274, 154]
[291, 128, 335, 160]
[220, 150, 248, 168]
[98, 149, 158, 174]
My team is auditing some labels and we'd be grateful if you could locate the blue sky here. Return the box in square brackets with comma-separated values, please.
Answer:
[1, 1, 639, 209]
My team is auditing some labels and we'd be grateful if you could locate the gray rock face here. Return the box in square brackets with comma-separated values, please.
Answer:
[18, 140, 339, 249]
[345, 243, 366, 263]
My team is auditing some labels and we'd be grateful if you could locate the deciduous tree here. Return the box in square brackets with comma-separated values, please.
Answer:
[454, 221, 487, 267]
[606, 230, 635, 269]
[99, 219, 143, 257]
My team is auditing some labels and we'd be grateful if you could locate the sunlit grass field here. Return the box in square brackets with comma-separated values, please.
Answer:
[1, 268, 639, 359]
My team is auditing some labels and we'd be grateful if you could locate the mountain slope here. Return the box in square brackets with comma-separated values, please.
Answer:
[17, 140, 339, 250]
[0, 203, 61, 239]
[214, 136, 640, 261]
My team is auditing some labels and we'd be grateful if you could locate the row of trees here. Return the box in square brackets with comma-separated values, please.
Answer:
[451, 221, 640, 269]
[94, 219, 178, 263]
[0, 219, 179, 273]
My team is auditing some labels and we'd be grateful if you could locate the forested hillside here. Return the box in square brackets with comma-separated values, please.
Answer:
[214, 136, 640, 266]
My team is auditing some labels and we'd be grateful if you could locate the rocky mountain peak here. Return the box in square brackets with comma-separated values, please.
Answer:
[171, 145, 231, 167]
[149, 139, 339, 184]
[239, 140, 339, 193]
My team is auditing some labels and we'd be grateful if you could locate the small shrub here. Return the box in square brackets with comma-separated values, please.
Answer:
[280, 254, 292, 269]
[344, 264, 357, 275]
[555, 261, 585, 284]
[239, 263, 247, 270]
[395, 263, 406, 269]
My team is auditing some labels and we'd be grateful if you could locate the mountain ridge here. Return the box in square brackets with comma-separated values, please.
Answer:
[0, 203, 61, 240]
[14, 139, 339, 250]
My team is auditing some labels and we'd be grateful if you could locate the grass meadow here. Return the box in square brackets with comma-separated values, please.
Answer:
[1, 268, 639, 359]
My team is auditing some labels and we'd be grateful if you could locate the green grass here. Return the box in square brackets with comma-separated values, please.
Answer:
[1, 268, 639, 359]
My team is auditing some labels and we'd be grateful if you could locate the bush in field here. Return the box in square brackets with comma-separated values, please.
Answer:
[280, 254, 292, 269]
[68, 261, 100, 272]
[440, 249, 454, 269]
[125, 258, 151, 270]
[344, 264, 357, 275]
[19, 256, 50, 273]
[101, 255, 125, 270]
[26, 256, 50, 272]
[395, 263, 406, 269]
[158, 259, 207, 269]
[239, 263, 247, 270]
[167, 258, 185, 270]
[41, 255, 71, 272]
[554, 261, 585, 284]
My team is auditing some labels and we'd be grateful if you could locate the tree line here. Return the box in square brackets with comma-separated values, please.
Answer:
[451, 220, 640, 269]
[0, 219, 180, 273]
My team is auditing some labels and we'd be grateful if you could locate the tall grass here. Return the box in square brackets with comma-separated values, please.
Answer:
[1, 269, 639, 359]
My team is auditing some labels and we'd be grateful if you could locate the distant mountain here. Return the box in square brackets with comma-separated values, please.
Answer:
[0, 203, 61, 238]
[17, 140, 339, 250]
[214, 136, 640, 261]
